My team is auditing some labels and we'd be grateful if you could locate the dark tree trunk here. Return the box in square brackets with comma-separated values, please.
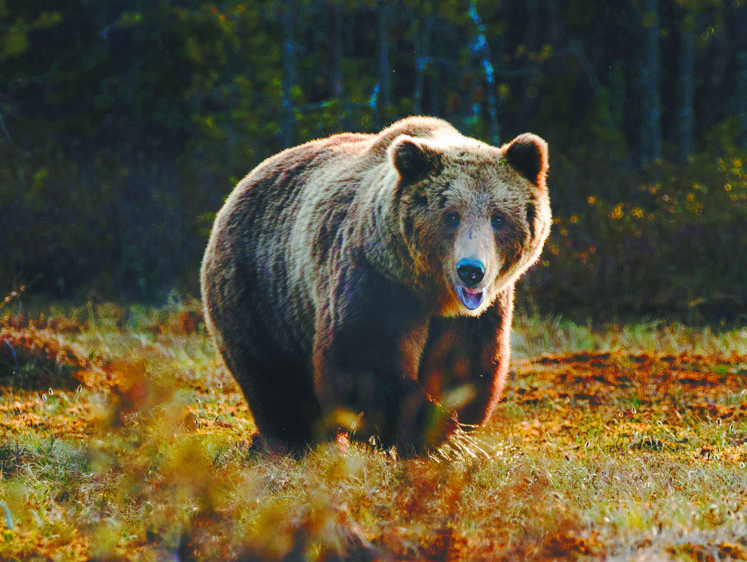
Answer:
[516, 0, 540, 130]
[637, 0, 662, 166]
[413, 17, 431, 116]
[736, 6, 747, 150]
[330, 2, 345, 100]
[329, 1, 350, 130]
[377, 1, 391, 125]
[468, 0, 499, 145]
[607, 6, 628, 148]
[676, 7, 694, 162]
[543, 0, 563, 48]
[699, 10, 729, 140]
[281, 1, 296, 147]
[0, 112, 12, 143]
[429, 61, 441, 117]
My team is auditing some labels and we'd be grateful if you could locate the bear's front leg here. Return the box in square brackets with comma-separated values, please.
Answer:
[312, 260, 451, 452]
[418, 286, 514, 427]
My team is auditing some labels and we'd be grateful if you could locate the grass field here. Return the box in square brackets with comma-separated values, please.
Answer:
[1, 300, 746, 560]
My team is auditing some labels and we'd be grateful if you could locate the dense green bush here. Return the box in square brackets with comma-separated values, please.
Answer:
[522, 134, 747, 321]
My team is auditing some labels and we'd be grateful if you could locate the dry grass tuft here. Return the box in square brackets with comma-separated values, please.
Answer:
[430, 424, 499, 464]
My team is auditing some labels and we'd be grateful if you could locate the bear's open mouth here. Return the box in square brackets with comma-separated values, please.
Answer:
[456, 285, 485, 310]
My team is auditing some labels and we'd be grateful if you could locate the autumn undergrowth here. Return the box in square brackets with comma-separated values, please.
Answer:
[512, 309, 747, 360]
[1, 301, 746, 560]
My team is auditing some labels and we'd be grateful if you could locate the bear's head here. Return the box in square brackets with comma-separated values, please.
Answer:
[388, 132, 551, 316]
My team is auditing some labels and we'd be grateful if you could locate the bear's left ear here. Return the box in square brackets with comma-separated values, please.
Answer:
[503, 133, 549, 189]
[388, 135, 442, 184]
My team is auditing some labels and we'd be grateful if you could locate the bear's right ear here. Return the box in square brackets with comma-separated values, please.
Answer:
[503, 133, 549, 189]
[388, 136, 441, 184]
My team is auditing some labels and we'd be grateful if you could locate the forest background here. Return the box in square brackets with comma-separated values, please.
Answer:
[1, 0, 746, 323]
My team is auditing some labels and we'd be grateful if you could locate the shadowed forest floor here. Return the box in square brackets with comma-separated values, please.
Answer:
[0, 303, 745, 560]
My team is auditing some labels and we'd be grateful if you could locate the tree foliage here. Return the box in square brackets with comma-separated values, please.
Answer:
[1, 0, 745, 319]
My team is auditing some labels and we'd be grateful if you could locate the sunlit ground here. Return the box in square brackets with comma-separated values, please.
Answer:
[1, 302, 746, 560]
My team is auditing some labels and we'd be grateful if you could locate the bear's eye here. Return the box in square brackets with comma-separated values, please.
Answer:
[491, 214, 505, 230]
[445, 212, 460, 227]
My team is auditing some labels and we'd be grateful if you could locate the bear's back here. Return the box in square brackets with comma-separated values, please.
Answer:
[367, 116, 461, 158]
[245, 117, 458, 185]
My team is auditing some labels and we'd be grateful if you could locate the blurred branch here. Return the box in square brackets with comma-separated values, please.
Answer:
[468, 1, 499, 145]
[377, 0, 391, 126]
[0, 501, 13, 531]
[0, 275, 41, 312]
[413, 17, 431, 116]
[0, 112, 11, 142]
[676, 17, 694, 162]
[561, 23, 602, 97]
[280, 1, 296, 148]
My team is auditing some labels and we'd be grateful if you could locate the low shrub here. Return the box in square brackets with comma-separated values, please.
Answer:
[0, 328, 95, 389]
[524, 140, 747, 322]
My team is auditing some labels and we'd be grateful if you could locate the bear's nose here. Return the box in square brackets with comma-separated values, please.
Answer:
[457, 259, 485, 288]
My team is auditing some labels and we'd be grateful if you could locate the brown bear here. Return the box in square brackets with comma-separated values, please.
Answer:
[201, 116, 551, 454]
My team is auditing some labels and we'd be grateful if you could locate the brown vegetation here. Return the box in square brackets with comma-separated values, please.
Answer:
[0, 305, 745, 560]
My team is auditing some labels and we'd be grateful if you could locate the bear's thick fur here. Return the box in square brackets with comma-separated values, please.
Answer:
[201, 116, 551, 453]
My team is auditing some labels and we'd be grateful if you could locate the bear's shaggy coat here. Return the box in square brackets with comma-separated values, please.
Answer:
[201, 116, 551, 453]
